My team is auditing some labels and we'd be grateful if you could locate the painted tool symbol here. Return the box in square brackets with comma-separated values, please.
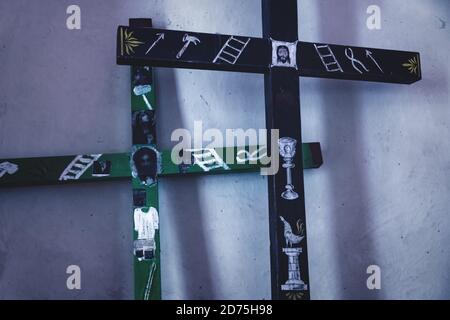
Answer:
[133, 85, 153, 110]
[176, 34, 201, 59]
[365, 50, 384, 73]
[345, 47, 369, 74]
[145, 33, 165, 55]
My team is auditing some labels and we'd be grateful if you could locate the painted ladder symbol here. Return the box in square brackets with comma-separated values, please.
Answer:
[314, 44, 344, 73]
[213, 36, 251, 65]
[187, 148, 230, 172]
[59, 154, 102, 181]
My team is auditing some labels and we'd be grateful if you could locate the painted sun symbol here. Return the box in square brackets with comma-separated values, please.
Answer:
[286, 291, 305, 300]
[402, 56, 419, 75]
[120, 28, 144, 55]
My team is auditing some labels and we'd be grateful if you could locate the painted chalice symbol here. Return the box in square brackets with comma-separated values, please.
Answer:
[278, 137, 299, 200]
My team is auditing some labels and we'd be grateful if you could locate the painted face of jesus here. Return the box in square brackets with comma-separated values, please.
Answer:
[139, 154, 151, 168]
[277, 46, 290, 64]
[133, 148, 157, 186]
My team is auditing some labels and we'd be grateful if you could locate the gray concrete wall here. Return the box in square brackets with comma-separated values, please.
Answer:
[0, 0, 449, 299]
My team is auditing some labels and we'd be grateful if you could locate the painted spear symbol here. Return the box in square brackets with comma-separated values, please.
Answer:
[366, 50, 384, 73]
[145, 33, 165, 55]
[145, 33, 165, 54]
[176, 34, 201, 59]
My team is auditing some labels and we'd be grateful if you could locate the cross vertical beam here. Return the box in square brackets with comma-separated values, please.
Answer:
[263, 0, 310, 300]
[129, 18, 161, 300]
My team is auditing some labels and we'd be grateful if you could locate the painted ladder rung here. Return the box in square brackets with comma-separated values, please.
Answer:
[226, 44, 242, 52]
[206, 165, 223, 170]
[78, 158, 94, 164]
[326, 67, 342, 72]
[222, 50, 238, 59]
[217, 56, 235, 64]
[62, 176, 77, 180]
[231, 37, 247, 45]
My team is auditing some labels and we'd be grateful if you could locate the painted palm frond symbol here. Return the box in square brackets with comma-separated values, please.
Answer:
[286, 291, 304, 300]
[121, 28, 144, 55]
[402, 56, 419, 75]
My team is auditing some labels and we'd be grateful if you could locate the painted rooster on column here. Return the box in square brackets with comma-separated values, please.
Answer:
[279, 216, 304, 247]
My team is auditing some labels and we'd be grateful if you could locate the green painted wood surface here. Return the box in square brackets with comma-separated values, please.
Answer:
[130, 59, 162, 299]
[0, 153, 130, 187]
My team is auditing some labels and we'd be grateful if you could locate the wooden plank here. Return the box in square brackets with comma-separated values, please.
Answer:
[0, 143, 322, 188]
[298, 41, 421, 84]
[117, 26, 421, 84]
[263, 0, 310, 300]
[117, 26, 269, 74]
[0, 153, 130, 187]
[129, 18, 161, 301]
[161, 143, 323, 176]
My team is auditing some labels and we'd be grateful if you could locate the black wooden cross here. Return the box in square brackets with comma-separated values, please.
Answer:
[117, 0, 421, 300]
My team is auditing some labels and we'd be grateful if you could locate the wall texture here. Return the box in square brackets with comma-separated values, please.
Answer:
[0, 0, 449, 299]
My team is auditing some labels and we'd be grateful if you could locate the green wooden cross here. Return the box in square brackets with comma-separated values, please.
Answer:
[0, 17, 322, 300]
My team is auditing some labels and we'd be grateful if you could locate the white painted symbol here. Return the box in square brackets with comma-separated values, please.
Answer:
[279, 137, 299, 200]
[133, 85, 153, 110]
[0, 161, 19, 178]
[66, 265, 81, 290]
[366, 50, 384, 73]
[144, 262, 157, 300]
[213, 36, 251, 65]
[59, 154, 102, 181]
[345, 48, 369, 74]
[366, 265, 381, 290]
[279, 216, 307, 292]
[271, 39, 298, 69]
[280, 216, 304, 247]
[133, 207, 159, 263]
[176, 34, 201, 59]
[186, 148, 230, 172]
[236, 146, 267, 163]
[145, 33, 165, 55]
[314, 44, 344, 73]
[134, 207, 159, 240]
[281, 247, 307, 291]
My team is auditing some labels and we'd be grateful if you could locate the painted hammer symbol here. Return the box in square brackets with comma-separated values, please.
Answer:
[176, 34, 201, 59]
